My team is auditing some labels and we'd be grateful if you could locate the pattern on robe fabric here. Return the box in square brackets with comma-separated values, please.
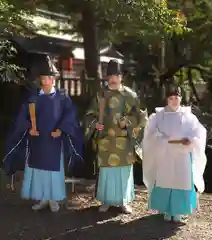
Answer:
[84, 86, 145, 168]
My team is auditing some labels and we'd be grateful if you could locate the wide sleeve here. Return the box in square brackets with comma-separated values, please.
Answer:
[125, 98, 141, 129]
[58, 96, 81, 137]
[125, 98, 148, 158]
[84, 96, 99, 141]
[142, 113, 169, 192]
[58, 98, 84, 168]
[3, 102, 31, 175]
[186, 115, 207, 151]
[187, 115, 207, 193]
[8, 103, 31, 138]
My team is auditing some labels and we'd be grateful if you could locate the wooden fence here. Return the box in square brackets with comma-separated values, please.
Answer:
[55, 77, 108, 96]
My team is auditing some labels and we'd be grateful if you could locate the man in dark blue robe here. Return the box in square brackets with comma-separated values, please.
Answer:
[3, 57, 84, 212]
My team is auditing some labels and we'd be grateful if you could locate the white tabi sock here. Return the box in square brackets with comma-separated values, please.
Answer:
[173, 215, 181, 222]
[99, 204, 110, 212]
[164, 213, 171, 221]
[49, 200, 60, 212]
[32, 200, 48, 211]
[121, 205, 133, 214]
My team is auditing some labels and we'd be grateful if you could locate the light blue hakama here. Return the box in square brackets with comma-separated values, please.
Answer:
[21, 155, 66, 201]
[97, 165, 134, 206]
[149, 153, 197, 216]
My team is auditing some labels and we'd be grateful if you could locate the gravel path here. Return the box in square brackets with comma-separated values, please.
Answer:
[0, 178, 212, 240]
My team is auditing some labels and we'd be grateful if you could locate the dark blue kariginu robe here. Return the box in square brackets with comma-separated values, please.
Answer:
[2, 87, 84, 200]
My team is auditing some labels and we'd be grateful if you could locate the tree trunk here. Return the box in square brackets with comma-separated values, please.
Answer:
[187, 68, 201, 102]
[81, 2, 100, 94]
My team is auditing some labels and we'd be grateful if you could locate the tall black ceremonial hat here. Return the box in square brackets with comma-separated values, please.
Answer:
[39, 55, 57, 76]
[166, 85, 181, 98]
[106, 60, 121, 76]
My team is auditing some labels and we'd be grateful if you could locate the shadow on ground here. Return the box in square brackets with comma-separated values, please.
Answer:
[0, 194, 182, 240]
[52, 212, 183, 240]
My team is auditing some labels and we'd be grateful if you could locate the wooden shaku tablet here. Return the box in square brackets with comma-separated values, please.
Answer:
[168, 140, 183, 144]
[29, 103, 37, 131]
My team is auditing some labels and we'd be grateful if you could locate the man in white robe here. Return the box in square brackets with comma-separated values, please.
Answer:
[142, 87, 207, 222]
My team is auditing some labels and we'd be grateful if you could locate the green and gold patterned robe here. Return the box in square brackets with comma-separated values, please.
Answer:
[84, 86, 147, 168]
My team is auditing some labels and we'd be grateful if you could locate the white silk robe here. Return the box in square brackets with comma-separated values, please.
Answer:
[143, 107, 206, 216]
[142, 106, 207, 216]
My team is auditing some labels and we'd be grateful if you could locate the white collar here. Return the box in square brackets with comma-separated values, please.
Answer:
[39, 87, 56, 95]
[108, 84, 123, 91]
[156, 106, 191, 113]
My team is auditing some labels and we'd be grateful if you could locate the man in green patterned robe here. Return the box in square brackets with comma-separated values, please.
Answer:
[84, 60, 147, 214]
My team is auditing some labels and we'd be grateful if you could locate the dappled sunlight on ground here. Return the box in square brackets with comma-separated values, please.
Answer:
[0, 178, 212, 240]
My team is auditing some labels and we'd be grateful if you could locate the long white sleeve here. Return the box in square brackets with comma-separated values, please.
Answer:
[188, 115, 207, 193]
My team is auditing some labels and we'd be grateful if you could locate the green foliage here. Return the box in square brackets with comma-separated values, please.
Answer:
[0, 0, 34, 35]
[1, 0, 211, 93]
[0, 40, 25, 82]
[94, 0, 188, 43]
[95, 0, 188, 42]
[12, 0, 186, 43]
[0, 0, 33, 82]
